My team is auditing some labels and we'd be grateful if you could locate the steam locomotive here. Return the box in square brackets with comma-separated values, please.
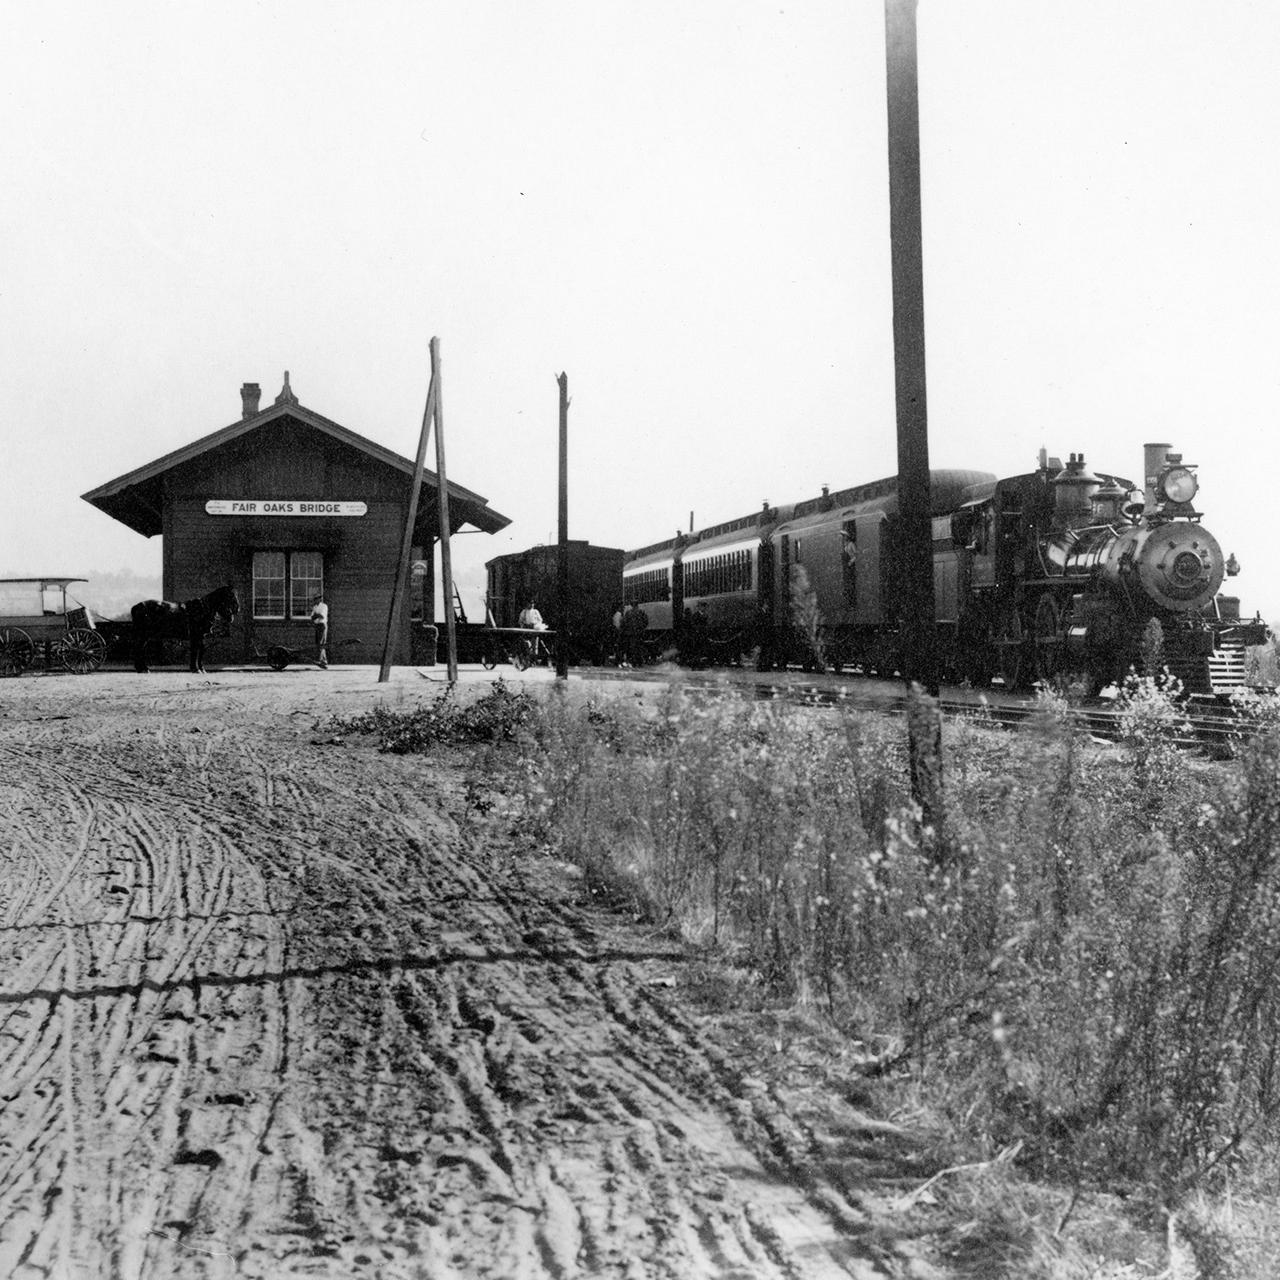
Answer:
[621, 443, 1268, 694]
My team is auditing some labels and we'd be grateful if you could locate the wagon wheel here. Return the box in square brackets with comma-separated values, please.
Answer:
[60, 628, 107, 674]
[1031, 594, 1063, 684]
[993, 608, 1027, 691]
[0, 627, 35, 677]
[266, 646, 291, 671]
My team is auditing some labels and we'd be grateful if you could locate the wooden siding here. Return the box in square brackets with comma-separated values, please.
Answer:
[160, 416, 432, 665]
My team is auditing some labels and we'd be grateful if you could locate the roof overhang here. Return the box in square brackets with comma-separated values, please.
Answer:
[81, 400, 511, 537]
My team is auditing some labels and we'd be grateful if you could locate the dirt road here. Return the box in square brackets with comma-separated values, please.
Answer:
[0, 669, 904, 1280]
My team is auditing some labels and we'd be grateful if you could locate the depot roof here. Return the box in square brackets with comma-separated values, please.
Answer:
[81, 375, 511, 538]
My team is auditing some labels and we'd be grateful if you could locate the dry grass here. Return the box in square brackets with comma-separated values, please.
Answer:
[493, 676, 1280, 1277]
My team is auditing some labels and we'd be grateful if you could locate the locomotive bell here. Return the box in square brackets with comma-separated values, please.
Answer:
[1052, 453, 1101, 521]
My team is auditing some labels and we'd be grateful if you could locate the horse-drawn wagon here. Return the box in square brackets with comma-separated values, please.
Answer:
[0, 578, 108, 676]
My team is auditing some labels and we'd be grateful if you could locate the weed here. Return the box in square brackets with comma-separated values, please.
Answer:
[329, 680, 537, 752]
[496, 681, 1280, 1224]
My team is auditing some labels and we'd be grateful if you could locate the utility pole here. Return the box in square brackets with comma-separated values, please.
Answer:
[885, 0, 937, 696]
[555, 372, 569, 680]
[885, 0, 944, 837]
[433, 337, 459, 684]
[379, 353, 437, 684]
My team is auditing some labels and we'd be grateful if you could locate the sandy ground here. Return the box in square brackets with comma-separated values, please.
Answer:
[0, 664, 910, 1280]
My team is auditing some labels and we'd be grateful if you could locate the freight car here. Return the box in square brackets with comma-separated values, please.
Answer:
[485, 540, 625, 664]
[621, 443, 1268, 695]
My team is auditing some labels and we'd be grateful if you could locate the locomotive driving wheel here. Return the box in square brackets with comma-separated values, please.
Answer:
[993, 608, 1027, 690]
[1032, 593, 1063, 683]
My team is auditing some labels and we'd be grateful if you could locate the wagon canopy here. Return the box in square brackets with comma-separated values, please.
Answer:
[0, 578, 86, 618]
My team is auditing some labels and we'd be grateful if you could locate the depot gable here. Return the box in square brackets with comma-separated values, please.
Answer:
[81, 373, 509, 539]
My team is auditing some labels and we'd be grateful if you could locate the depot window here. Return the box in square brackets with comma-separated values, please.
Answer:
[253, 551, 324, 620]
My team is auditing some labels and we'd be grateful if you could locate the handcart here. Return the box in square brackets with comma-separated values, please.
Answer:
[478, 627, 556, 671]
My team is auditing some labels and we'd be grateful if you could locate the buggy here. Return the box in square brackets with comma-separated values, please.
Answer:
[0, 578, 108, 676]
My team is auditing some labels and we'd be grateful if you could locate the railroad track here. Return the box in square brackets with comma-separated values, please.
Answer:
[571, 665, 1272, 756]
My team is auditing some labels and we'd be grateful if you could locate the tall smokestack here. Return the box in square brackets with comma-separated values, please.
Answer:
[1143, 442, 1172, 513]
[240, 382, 261, 419]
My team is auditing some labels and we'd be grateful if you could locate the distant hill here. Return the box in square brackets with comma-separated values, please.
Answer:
[74, 570, 163, 622]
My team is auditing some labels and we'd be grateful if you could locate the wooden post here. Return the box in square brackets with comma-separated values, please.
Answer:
[555, 372, 569, 680]
[885, 0, 944, 839]
[885, 0, 937, 697]
[432, 338, 459, 684]
[378, 357, 437, 683]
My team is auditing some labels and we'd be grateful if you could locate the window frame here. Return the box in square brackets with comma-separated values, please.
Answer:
[252, 550, 324, 621]
[289, 551, 324, 620]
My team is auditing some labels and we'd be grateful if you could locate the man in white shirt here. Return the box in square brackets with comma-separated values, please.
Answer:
[310, 594, 329, 668]
[518, 601, 545, 630]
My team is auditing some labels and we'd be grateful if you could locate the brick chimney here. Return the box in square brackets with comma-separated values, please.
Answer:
[240, 382, 261, 419]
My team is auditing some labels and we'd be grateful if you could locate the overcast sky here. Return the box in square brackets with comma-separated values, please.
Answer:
[4, 2, 1279, 622]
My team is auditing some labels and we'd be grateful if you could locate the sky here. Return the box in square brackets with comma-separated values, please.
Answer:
[3, 1, 1279, 623]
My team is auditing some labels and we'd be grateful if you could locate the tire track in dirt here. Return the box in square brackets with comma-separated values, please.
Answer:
[1, 676, 895, 1279]
[292, 942, 879, 1279]
[0, 716, 301, 1278]
[231, 726, 889, 1277]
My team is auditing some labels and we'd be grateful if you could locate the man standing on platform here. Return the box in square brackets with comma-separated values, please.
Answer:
[310, 593, 329, 669]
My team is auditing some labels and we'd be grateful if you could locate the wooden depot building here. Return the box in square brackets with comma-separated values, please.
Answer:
[82, 373, 511, 665]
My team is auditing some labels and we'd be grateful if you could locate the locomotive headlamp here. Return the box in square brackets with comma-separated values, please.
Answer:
[1159, 466, 1198, 505]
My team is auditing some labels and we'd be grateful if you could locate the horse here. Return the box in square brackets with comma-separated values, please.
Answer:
[132, 584, 240, 673]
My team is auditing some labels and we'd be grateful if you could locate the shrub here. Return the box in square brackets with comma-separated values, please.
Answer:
[789, 564, 826, 669]
[330, 679, 536, 752]
[1115, 666, 1190, 813]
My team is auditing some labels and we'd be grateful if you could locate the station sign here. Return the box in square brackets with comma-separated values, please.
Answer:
[205, 499, 368, 517]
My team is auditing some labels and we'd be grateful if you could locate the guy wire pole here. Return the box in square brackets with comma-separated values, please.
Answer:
[433, 337, 459, 685]
[555, 372, 569, 680]
[885, 0, 944, 837]
[378, 356, 438, 683]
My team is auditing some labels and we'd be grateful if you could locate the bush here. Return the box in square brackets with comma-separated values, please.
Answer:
[330, 680, 537, 752]
[502, 680, 1280, 1207]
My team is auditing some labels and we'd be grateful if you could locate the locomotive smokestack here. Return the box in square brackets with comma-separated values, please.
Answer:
[1143, 442, 1172, 515]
